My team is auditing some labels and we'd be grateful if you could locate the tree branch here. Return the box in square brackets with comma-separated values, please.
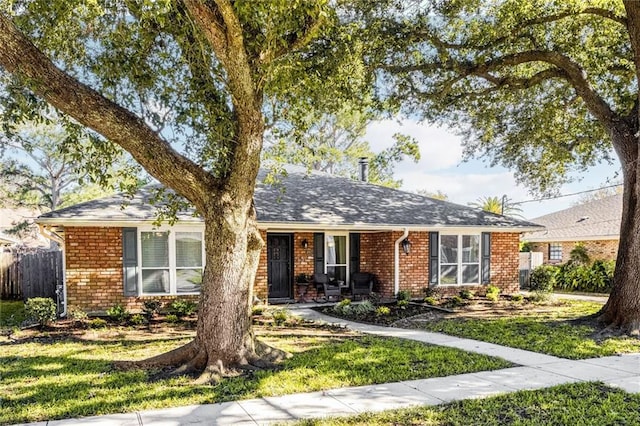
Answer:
[417, 7, 626, 52]
[0, 13, 214, 208]
[261, 15, 326, 65]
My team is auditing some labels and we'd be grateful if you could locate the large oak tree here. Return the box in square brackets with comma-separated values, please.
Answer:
[369, 0, 639, 331]
[0, 0, 364, 380]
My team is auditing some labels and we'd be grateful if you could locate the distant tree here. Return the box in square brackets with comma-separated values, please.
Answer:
[0, 122, 142, 211]
[415, 189, 449, 200]
[573, 184, 623, 206]
[264, 104, 419, 188]
[469, 195, 523, 218]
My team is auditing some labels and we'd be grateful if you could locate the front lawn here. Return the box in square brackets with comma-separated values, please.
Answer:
[0, 300, 27, 327]
[410, 300, 640, 359]
[0, 321, 511, 424]
[294, 382, 640, 425]
[319, 298, 640, 359]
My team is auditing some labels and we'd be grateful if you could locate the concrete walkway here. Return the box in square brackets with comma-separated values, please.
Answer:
[20, 307, 640, 426]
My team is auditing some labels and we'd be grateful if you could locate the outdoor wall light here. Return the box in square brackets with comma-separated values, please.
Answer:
[301, 239, 309, 249]
[401, 238, 412, 255]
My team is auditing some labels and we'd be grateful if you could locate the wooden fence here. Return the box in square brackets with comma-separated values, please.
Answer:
[0, 251, 63, 300]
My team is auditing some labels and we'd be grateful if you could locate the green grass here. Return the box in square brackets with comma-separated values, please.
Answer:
[0, 300, 27, 327]
[414, 301, 640, 359]
[0, 329, 511, 424]
[294, 382, 640, 425]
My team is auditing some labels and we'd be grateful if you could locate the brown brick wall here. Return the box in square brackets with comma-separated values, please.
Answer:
[65, 227, 523, 310]
[360, 232, 394, 296]
[254, 230, 268, 301]
[530, 239, 618, 264]
[489, 232, 520, 294]
[65, 227, 198, 314]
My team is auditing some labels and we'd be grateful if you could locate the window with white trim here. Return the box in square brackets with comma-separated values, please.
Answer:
[439, 234, 480, 285]
[325, 233, 348, 287]
[139, 228, 204, 295]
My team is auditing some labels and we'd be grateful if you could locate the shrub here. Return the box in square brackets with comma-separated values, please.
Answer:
[528, 291, 550, 303]
[375, 306, 391, 316]
[510, 293, 524, 302]
[449, 295, 465, 307]
[25, 297, 56, 327]
[485, 285, 501, 302]
[165, 314, 180, 323]
[459, 289, 475, 300]
[271, 309, 288, 326]
[352, 300, 375, 315]
[423, 287, 441, 298]
[423, 296, 438, 306]
[397, 299, 409, 309]
[368, 292, 381, 305]
[169, 300, 197, 319]
[333, 298, 352, 315]
[129, 314, 146, 325]
[396, 290, 411, 301]
[142, 300, 162, 320]
[251, 305, 265, 316]
[569, 243, 590, 265]
[89, 318, 108, 329]
[555, 260, 614, 293]
[529, 265, 558, 293]
[67, 305, 88, 322]
[106, 304, 130, 323]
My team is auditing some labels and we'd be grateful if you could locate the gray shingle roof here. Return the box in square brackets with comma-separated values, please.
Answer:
[38, 166, 541, 231]
[523, 193, 622, 242]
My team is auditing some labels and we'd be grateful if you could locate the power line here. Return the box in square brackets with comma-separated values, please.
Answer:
[513, 183, 623, 205]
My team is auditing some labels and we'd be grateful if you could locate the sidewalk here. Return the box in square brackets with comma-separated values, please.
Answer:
[21, 308, 640, 426]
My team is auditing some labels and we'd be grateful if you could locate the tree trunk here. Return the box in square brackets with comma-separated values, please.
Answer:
[599, 128, 640, 334]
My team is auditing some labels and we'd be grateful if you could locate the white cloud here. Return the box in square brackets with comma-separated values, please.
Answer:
[365, 120, 463, 171]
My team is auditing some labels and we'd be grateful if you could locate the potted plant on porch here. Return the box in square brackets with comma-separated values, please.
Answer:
[295, 273, 311, 302]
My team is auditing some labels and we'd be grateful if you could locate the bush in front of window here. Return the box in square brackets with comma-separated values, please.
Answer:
[459, 289, 475, 300]
[142, 300, 163, 320]
[168, 300, 197, 319]
[25, 297, 57, 328]
[485, 285, 501, 302]
[529, 265, 558, 293]
[106, 304, 130, 324]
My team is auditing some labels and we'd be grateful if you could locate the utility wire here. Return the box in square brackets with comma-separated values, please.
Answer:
[512, 183, 623, 206]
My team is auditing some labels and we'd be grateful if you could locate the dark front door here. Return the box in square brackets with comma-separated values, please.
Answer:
[267, 234, 292, 299]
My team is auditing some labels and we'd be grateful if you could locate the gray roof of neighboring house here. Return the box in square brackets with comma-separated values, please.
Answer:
[523, 193, 622, 242]
[38, 166, 542, 231]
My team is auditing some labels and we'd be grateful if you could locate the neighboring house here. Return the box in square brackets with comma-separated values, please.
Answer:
[523, 194, 622, 264]
[0, 232, 19, 247]
[0, 207, 51, 250]
[36, 166, 542, 314]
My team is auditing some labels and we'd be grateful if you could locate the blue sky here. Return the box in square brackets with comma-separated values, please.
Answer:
[365, 119, 622, 220]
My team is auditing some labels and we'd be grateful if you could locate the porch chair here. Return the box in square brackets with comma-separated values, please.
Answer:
[350, 272, 374, 300]
[312, 273, 342, 302]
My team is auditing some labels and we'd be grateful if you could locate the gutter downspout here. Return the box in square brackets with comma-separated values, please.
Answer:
[394, 228, 409, 296]
[38, 224, 67, 318]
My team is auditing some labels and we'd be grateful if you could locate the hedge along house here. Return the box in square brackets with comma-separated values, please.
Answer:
[36, 166, 542, 315]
